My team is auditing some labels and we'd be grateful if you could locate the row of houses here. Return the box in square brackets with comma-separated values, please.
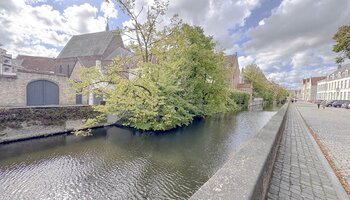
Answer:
[301, 63, 350, 102]
[0, 30, 248, 108]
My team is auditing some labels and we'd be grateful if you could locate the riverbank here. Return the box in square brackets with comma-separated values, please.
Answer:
[0, 106, 102, 144]
[0, 101, 253, 144]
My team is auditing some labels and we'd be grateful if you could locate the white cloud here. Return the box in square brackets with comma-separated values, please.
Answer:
[101, 1, 118, 19]
[0, 0, 116, 57]
[124, 0, 261, 53]
[167, 0, 260, 51]
[242, 0, 350, 89]
[258, 20, 265, 26]
[238, 55, 255, 69]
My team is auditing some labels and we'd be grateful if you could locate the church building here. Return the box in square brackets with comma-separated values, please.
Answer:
[0, 30, 130, 107]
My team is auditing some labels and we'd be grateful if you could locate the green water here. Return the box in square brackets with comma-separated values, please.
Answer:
[0, 110, 277, 199]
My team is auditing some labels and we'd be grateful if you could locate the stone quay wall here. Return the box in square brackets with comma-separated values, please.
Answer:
[0, 106, 99, 144]
[190, 103, 289, 200]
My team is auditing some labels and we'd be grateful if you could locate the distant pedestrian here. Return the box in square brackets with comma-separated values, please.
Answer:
[322, 100, 326, 109]
[291, 99, 294, 103]
[317, 102, 320, 109]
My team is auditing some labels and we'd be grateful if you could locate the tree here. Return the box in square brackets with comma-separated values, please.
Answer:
[243, 64, 288, 104]
[71, 22, 236, 131]
[333, 24, 350, 64]
[113, 0, 169, 62]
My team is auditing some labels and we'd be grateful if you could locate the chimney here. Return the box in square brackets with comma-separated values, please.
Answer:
[96, 60, 101, 67]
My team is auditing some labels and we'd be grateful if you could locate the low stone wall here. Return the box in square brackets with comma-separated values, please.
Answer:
[0, 106, 100, 144]
[190, 103, 289, 200]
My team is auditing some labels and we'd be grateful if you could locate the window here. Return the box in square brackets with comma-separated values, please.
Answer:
[341, 81, 343, 89]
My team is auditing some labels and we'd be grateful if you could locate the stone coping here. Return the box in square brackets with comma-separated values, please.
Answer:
[190, 103, 289, 200]
[0, 104, 89, 109]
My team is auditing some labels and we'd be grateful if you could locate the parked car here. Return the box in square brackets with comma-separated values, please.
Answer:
[325, 100, 337, 107]
[341, 101, 350, 109]
[332, 100, 350, 108]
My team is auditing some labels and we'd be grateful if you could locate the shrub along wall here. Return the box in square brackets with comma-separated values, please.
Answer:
[0, 106, 99, 130]
[230, 90, 250, 110]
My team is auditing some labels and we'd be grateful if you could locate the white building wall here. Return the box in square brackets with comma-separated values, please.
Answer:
[322, 67, 350, 101]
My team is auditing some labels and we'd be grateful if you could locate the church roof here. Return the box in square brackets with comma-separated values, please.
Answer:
[57, 31, 122, 58]
[104, 47, 132, 60]
[224, 54, 239, 69]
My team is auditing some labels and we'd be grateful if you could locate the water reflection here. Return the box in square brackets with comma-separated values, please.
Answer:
[0, 110, 277, 200]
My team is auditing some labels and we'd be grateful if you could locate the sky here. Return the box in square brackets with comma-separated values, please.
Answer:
[1, 0, 350, 89]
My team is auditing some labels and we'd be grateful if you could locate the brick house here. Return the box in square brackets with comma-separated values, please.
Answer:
[225, 53, 241, 89]
[0, 31, 130, 107]
[301, 76, 326, 102]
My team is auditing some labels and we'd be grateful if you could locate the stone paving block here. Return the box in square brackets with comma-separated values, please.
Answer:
[266, 104, 342, 200]
[296, 102, 350, 188]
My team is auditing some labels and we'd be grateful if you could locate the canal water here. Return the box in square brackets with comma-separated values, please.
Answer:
[0, 108, 279, 200]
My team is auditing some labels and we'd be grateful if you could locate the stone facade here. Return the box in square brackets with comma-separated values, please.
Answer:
[301, 76, 326, 102]
[318, 63, 350, 101]
[0, 70, 75, 107]
[0, 31, 129, 107]
[225, 54, 240, 89]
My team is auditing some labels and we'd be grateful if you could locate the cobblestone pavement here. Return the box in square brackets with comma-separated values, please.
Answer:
[296, 102, 350, 190]
[267, 104, 344, 200]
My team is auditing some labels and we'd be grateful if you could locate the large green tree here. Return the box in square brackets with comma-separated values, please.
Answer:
[243, 64, 288, 104]
[72, 22, 236, 131]
[333, 24, 350, 64]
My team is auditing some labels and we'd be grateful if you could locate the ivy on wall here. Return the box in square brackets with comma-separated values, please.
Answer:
[0, 106, 99, 130]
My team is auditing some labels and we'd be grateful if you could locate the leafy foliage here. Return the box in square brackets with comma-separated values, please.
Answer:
[71, 22, 239, 131]
[229, 90, 250, 110]
[243, 64, 289, 104]
[333, 24, 350, 64]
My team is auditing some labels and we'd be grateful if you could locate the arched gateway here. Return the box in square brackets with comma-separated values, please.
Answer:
[27, 80, 59, 106]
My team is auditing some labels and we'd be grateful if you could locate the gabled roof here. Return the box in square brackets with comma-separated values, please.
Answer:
[57, 31, 123, 58]
[331, 63, 350, 75]
[311, 76, 326, 86]
[104, 47, 132, 60]
[16, 55, 57, 73]
[224, 54, 239, 69]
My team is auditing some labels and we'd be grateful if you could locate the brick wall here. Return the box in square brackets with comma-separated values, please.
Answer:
[0, 70, 77, 107]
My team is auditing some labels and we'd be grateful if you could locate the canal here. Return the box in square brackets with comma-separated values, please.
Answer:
[0, 107, 279, 199]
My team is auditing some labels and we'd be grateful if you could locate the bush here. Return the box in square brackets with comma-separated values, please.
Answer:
[230, 90, 250, 110]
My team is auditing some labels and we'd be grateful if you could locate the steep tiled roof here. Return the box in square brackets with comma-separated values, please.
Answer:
[104, 47, 132, 60]
[331, 63, 350, 74]
[224, 54, 239, 69]
[16, 55, 57, 73]
[57, 31, 123, 58]
[311, 76, 326, 86]
[15, 31, 129, 77]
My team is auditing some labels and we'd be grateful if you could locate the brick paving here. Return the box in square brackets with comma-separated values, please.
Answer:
[296, 102, 350, 190]
[267, 104, 343, 200]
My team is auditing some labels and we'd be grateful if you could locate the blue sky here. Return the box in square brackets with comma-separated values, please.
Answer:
[1, 0, 350, 89]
